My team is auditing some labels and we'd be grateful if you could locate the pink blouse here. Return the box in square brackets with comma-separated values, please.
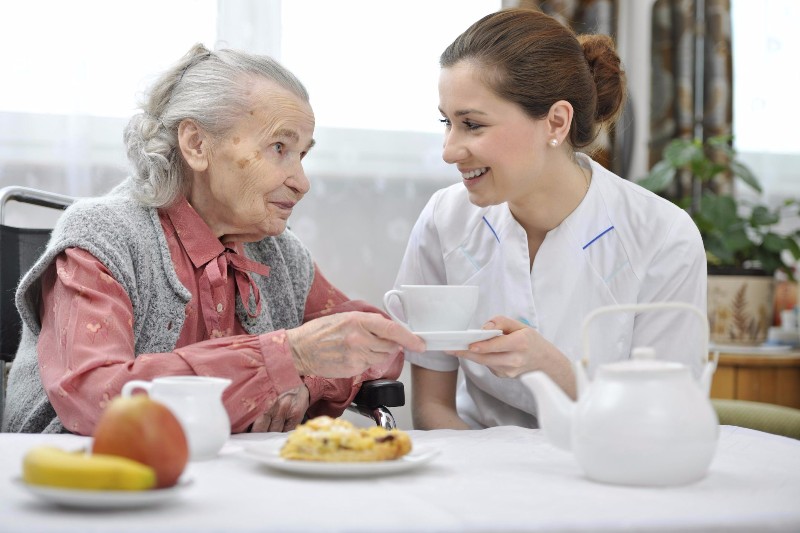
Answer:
[37, 197, 402, 435]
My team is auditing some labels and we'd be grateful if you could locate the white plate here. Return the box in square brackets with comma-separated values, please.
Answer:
[240, 441, 440, 477]
[15, 477, 192, 509]
[414, 329, 502, 351]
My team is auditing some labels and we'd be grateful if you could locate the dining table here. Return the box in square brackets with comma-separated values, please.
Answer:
[1, 424, 799, 532]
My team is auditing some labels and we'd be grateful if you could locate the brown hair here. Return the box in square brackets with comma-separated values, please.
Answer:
[440, 8, 626, 149]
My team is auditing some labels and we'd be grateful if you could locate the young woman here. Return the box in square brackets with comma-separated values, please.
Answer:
[393, 9, 706, 429]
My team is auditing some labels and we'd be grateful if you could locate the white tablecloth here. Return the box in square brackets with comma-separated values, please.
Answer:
[1, 425, 798, 532]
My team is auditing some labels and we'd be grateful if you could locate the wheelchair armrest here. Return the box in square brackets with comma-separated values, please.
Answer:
[352, 379, 405, 409]
[347, 379, 405, 430]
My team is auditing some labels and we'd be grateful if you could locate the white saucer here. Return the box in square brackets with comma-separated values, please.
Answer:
[414, 329, 502, 351]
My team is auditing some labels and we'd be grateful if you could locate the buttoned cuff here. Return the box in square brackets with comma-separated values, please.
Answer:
[302, 376, 326, 404]
[258, 330, 304, 397]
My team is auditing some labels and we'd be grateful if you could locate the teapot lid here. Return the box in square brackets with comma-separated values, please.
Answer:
[600, 347, 686, 374]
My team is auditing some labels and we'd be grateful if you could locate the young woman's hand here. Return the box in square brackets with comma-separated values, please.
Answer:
[447, 315, 576, 398]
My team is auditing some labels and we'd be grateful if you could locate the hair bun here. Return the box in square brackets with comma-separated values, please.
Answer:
[578, 34, 626, 125]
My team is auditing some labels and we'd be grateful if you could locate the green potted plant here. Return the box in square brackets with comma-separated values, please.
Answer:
[638, 135, 800, 345]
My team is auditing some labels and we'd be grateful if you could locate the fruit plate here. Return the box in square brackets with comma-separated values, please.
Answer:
[14, 477, 193, 509]
[240, 441, 440, 477]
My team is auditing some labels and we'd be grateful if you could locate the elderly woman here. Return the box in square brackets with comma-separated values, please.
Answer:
[2, 44, 424, 434]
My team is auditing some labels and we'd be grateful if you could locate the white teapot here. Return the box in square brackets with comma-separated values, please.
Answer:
[520, 302, 719, 487]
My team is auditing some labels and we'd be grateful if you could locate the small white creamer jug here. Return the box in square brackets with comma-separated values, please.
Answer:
[122, 375, 232, 461]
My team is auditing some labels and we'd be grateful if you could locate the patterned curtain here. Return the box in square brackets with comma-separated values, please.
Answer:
[650, 0, 733, 196]
[514, 0, 624, 176]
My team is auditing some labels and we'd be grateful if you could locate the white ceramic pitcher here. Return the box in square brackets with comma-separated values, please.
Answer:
[122, 375, 232, 461]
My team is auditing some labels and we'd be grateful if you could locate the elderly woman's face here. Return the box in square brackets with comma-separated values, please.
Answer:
[191, 79, 315, 243]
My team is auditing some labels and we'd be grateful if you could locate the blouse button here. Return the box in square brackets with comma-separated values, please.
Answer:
[216, 303, 223, 313]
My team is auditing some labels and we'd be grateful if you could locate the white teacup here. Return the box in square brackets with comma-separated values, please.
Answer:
[383, 285, 479, 332]
[121, 376, 232, 461]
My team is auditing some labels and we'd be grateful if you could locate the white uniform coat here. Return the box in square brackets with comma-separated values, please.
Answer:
[394, 154, 707, 428]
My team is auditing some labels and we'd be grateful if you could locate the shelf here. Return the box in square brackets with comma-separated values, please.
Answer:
[710, 348, 800, 409]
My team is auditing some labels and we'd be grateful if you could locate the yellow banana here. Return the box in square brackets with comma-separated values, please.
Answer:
[22, 446, 156, 491]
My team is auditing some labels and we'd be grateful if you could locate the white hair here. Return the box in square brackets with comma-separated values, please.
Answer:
[123, 43, 309, 207]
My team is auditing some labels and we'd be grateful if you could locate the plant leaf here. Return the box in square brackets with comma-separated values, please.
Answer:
[708, 134, 734, 147]
[691, 158, 715, 182]
[730, 160, 763, 193]
[762, 232, 790, 252]
[698, 193, 738, 228]
[637, 160, 676, 192]
[703, 233, 735, 264]
[708, 135, 735, 158]
[754, 248, 782, 275]
[722, 227, 753, 253]
[785, 237, 800, 260]
[664, 139, 701, 167]
[750, 205, 779, 226]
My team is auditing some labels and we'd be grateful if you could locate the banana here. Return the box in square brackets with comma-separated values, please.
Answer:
[22, 446, 156, 491]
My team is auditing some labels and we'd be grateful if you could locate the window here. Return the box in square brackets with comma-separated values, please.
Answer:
[275, 0, 503, 179]
[731, 0, 800, 205]
[0, 0, 217, 118]
[0, 0, 217, 189]
[280, 0, 500, 134]
[0, 0, 502, 187]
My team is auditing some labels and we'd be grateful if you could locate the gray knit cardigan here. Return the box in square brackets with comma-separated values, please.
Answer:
[2, 181, 314, 433]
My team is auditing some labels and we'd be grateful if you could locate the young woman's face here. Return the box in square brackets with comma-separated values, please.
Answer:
[438, 61, 551, 207]
[199, 79, 315, 243]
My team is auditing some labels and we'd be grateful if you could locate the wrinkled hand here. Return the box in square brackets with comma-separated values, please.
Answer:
[251, 384, 310, 432]
[446, 315, 562, 378]
[286, 311, 426, 378]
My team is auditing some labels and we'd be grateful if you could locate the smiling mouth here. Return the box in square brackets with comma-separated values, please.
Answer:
[461, 167, 489, 180]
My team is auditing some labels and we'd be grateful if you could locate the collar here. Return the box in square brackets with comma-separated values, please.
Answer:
[162, 196, 244, 268]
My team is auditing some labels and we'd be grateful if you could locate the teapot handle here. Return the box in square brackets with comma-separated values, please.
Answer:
[580, 301, 709, 368]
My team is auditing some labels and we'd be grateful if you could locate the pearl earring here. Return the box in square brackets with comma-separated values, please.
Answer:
[549, 139, 558, 147]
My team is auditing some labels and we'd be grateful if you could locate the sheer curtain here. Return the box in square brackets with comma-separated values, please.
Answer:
[0, 0, 217, 226]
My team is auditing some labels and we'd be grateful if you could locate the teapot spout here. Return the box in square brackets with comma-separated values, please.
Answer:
[520, 371, 575, 451]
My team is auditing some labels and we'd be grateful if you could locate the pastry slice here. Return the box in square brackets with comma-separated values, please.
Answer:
[280, 416, 412, 462]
